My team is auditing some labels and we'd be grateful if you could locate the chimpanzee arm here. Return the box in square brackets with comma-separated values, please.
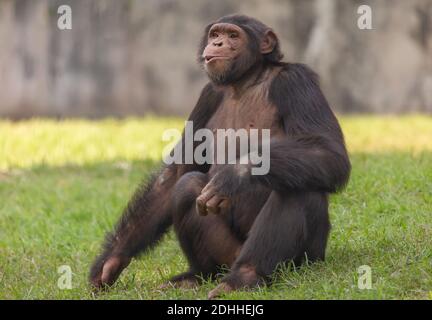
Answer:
[252, 63, 351, 193]
[199, 64, 350, 200]
[89, 83, 223, 287]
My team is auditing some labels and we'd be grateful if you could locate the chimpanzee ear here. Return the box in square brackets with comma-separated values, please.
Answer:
[260, 29, 278, 54]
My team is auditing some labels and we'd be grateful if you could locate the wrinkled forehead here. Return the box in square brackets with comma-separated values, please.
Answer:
[208, 23, 245, 35]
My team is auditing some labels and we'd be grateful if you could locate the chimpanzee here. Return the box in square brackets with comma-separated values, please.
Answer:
[89, 14, 351, 299]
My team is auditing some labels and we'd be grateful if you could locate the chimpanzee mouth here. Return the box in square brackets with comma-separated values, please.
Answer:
[204, 55, 229, 63]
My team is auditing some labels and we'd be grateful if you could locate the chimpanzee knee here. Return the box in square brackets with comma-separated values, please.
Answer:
[172, 171, 208, 216]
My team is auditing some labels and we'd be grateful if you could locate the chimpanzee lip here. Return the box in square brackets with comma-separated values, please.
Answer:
[205, 55, 229, 62]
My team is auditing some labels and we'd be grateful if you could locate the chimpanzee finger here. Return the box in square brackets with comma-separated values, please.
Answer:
[197, 187, 215, 205]
[206, 195, 224, 215]
[218, 198, 231, 215]
[200, 181, 213, 195]
[196, 197, 208, 216]
[196, 187, 216, 216]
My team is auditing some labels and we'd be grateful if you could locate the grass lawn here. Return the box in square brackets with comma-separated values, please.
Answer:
[0, 115, 431, 299]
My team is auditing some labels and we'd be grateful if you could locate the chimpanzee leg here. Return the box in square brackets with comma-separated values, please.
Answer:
[209, 191, 329, 298]
[304, 192, 331, 262]
[167, 172, 242, 287]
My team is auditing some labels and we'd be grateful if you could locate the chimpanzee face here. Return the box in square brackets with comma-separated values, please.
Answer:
[200, 22, 279, 85]
[201, 23, 255, 85]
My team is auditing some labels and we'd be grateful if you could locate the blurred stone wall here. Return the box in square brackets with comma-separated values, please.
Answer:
[0, 0, 431, 118]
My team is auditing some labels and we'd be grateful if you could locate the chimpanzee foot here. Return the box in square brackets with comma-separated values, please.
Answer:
[207, 282, 234, 299]
[208, 264, 262, 299]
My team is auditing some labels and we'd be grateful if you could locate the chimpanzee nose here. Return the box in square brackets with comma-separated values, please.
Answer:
[213, 40, 223, 47]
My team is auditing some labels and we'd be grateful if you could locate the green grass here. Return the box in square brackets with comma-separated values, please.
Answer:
[0, 115, 431, 299]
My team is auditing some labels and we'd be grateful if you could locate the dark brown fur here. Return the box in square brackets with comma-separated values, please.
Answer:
[89, 14, 351, 298]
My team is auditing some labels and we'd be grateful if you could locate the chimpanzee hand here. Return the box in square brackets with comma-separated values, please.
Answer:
[89, 254, 131, 290]
[196, 164, 250, 216]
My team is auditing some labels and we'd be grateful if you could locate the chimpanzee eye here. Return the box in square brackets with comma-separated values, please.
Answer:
[229, 32, 238, 39]
[210, 31, 218, 38]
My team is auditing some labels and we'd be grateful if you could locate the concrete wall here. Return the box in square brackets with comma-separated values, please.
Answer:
[0, 0, 431, 118]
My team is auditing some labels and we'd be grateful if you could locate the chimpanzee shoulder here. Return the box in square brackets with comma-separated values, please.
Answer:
[268, 62, 338, 135]
[269, 62, 322, 113]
